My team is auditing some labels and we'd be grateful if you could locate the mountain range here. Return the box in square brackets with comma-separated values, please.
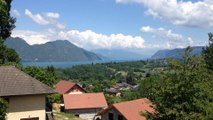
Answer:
[5, 37, 205, 62]
[5, 37, 102, 62]
[92, 49, 149, 60]
[151, 46, 204, 59]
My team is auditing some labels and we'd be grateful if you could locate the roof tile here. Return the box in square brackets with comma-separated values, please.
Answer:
[99, 98, 155, 120]
[63, 93, 108, 109]
[0, 66, 55, 96]
[55, 80, 86, 94]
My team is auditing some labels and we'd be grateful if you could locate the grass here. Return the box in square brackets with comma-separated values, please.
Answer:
[54, 112, 76, 119]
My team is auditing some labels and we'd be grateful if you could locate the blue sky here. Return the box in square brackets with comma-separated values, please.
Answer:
[11, 0, 213, 52]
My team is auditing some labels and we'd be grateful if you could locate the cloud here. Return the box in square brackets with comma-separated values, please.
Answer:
[12, 27, 204, 50]
[11, 9, 20, 17]
[12, 30, 50, 45]
[56, 23, 66, 29]
[12, 29, 145, 50]
[46, 12, 60, 18]
[141, 26, 194, 48]
[25, 9, 49, 25]
[24, 9, 65, 29]
[116, 0, 213, 27]
[58, 30, 145, 49]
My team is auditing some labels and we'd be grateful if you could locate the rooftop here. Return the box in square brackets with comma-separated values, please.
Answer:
[55, 80, 86, 94]
[99, 98, 155, 120]
[63, 93, 108, 110]
[0, 66, 55, 97]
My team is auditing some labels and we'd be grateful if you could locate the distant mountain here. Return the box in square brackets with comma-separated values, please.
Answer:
[93, 49, 148, 60]
[5, 37, 102, 62]
[151, 46, 204, 59]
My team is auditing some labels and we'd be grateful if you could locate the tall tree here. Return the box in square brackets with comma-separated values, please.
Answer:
[203, 33, 213, 71]
[0, 0, 16, 119]
[140, 47, 213, 119]
[0, 0, 19, 64]
[0, 0, 16, 40]
[22, 66, 58, 87]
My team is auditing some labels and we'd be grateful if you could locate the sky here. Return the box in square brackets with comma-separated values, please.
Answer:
[10, 0, 213, 52]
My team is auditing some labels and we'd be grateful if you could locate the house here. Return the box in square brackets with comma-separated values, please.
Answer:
[55, 80, 86, 94]
[113, 82, 133, 91]
[0, 66, 55, 120]
[63, 93, 108, 120]
[105, 88, 121, 97]
[105, 82, 134, 97]
[98, 98, 155, 120]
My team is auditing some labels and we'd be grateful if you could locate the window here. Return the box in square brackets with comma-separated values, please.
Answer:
[118, 115, 123, 120]
[108, 113, 114, 120]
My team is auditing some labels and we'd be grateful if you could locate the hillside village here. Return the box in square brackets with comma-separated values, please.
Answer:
[1, 0, 213, 120]
[0, 42, 211, 120]
[0, 66, 155, 120]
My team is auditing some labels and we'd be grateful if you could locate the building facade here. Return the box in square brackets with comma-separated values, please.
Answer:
[0, 66, 55, 120]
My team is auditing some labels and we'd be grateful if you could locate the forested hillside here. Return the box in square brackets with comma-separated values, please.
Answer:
[5, 37, 102, 62]
[151, 46, 204, 59]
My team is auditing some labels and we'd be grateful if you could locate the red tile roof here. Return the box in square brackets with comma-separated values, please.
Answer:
[55, 80, 86, 94]
[63, 93, 108, 110]
[99, 98, 155, 120]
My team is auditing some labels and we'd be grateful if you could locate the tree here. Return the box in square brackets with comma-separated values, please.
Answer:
[0, 40, 20, 64]
[0, 40, 7, 64]
[203, 33, 213, 71]
[0, 0, 19, 65]
[0, 0, 16, 119]
[22, 66, 58, 87]
[140, 46, 213, 119]
[121, 90, 138, 101]
[0, 98, 8, 120]
[0, 0, 16, 40]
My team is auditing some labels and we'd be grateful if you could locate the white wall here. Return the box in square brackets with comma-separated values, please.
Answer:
[101, 108, 126, 120]
[66, 108, 102, 120]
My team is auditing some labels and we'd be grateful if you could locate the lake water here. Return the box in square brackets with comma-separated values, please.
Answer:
[21, 60, 127, 68]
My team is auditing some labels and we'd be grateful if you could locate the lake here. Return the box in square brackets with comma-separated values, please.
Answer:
[21, 60, 128, 68]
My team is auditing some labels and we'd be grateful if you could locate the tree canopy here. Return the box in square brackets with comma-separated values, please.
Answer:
[0, 98, 8, 120]
[0, 0, 15, 40]
[139, 46, 213, 119]
[0, 0, 19, 65]
[0, 0, 17, 119]
[22, 66, 58, 88]
[203, 33, 213, 71]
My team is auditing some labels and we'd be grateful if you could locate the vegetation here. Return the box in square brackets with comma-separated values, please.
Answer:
[54, 60, 167, 105]
[47, 94, 62, 103]
[0, 0, 16, 40]
[0, 0, 19, 119]
[203, 33, 213, 71]
[21, 66, 58, 88]
[0, 40, 20, 64]
[139, 44, 213, 119]
[53, 34, 213, 119]
[5, 37, 101, 62]
[1, 0, 212, 119]
[0, 98, 8, 120]
[151, 46, 203, 59]
[0, 0, 19, 65]
[54, 112, 76, 119]
[56, 60, 163, 82]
